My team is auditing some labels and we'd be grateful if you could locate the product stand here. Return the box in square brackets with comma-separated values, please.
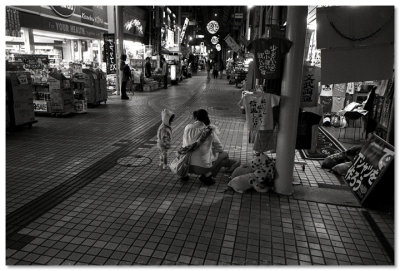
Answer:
[72, 74, 88, 114]
[46, 71, 74, 116]
[6, 70, 37, 129]
[82, 69, 97, 106]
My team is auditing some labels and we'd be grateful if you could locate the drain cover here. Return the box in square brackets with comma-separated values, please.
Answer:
[117, 155, 152, 167]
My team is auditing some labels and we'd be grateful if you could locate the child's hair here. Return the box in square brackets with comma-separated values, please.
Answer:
[193, 109, 210, 126]
[121, 54, 127, 61]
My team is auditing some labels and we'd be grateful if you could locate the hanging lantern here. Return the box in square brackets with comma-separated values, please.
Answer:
[207, 20, 219, 34]
[211, 36, 219, 44]
[216, 44, 221, 51]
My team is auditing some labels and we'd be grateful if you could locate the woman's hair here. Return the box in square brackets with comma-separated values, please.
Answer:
[193, 109, 210, 126]
[121, 54, 127, 61]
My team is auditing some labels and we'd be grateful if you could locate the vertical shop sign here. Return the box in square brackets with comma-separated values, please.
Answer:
[6, 7, 21, 37]
[179, 18, 189, 43]
[224, 34, 241, 53]
[103, 34, 116, 74]
[344, 134, 394, 204]
[300, 65, 321, 107]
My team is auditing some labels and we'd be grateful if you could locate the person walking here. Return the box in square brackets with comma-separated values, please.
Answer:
[119, 54, 130, 100]
[205, 59, 211, 80]
[145, 57, 152, 78]
[213, 62, 219, 79]
[161, 57, 169, 89]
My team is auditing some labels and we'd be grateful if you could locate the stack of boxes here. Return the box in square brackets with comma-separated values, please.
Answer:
[48, 71, 74, 114]
[72, 73, 89, 113]
[6, 71, 35, 126]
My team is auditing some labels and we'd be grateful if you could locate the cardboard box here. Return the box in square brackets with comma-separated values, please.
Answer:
[13, 103, 35, 126]
[74, 99, 88, 113]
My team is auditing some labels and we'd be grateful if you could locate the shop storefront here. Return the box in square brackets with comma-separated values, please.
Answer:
[6, 6, 109, 122]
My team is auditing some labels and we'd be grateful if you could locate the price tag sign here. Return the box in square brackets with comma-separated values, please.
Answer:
[345, 134, 394, 204]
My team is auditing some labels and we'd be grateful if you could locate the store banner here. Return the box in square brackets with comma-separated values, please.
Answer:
[13, 6, 108, 30]
[103, 34, 117, 75]
[224, 34, 241, 53]
[300, 65, 321, 108]
[345, 134, 394, 204]
[18, 10, 105, 39]
[13, 54, 49, 69]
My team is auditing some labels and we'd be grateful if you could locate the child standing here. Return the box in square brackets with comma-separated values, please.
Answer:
[157, 109, 175, 169]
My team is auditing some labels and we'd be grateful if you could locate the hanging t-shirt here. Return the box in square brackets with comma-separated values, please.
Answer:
[320, 84, 333, 96]
[296, 111, 322, 150]
[240, 92, 280, 143]
[319, 96, 333, 113]
[332, 96, 345, 112]
[249, 38, 292, 80]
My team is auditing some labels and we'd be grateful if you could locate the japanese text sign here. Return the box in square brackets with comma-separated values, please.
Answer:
[300, 65, 321, 107]
[345, 134, 394, 204]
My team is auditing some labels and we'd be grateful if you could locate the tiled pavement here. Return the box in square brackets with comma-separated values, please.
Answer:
[5, 73, 394, 265]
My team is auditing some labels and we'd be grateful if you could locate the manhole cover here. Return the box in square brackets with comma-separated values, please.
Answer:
[117, 155, 152, 167]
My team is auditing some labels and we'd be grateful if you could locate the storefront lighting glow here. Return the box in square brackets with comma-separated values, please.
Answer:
[216, 44, 221, 51]
[211, 36, 219, 44]
[207, 20, 219, 34]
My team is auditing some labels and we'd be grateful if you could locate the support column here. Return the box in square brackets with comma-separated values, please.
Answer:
[245, 7, 251, 41]
[274, 6, 308, 195]
[115, 6, 123, 96]
[259, 6, 264, 38]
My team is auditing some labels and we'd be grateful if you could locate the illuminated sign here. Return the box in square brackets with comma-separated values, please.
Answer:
[50, 6, 75, 18]
[124, 19, 143, 35]
[216, 44, 221, 51]
[211, 36, 219, 44]
[179, 17, 189, 43]
[207, 20, 219, 34]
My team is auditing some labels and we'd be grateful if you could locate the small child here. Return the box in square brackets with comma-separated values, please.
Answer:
[157, 109, 175, 170]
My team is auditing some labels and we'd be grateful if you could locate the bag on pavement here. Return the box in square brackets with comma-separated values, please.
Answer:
[169, 152, 192, 177]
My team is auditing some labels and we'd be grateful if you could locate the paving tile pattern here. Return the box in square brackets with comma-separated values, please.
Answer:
[6, 74, 393, 265]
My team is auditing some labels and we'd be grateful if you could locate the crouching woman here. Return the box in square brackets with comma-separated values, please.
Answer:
[181, 109, 238, 185]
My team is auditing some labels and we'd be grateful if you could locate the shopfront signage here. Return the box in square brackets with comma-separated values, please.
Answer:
[224, 34, 241, 52]
[122, 7, 146, 39]
[179, 17, 189, 43]
[103, 34, 116, 75]
[13, 54, 49, 70]
[345, 134, 394, 204]
[6, 7, 21, 37]
[50, 6, 75, 18]
[13, 6, 108, 36]
[300, 65, 321, 107]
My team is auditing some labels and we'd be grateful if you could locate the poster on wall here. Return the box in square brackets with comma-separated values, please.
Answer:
[103, 34, 117, 75]
[224, 34, 241, 53]
[344, 133, 394, 204]
[300, 65, 321, 108]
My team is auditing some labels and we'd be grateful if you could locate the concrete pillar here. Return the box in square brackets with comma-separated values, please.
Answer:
[115, 6, 123, 96]
[245, 7, 251, 40]
[274, 6, 308, 195]
[272, 6, 280, 25]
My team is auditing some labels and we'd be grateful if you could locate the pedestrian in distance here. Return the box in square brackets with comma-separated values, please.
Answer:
[213, 62, 219, 79]
[206, 59, 211, 80]
[161, 57, 169, 89]
[157, 109, 175, 170]
[145, 57, 152, 78]
[119, 54, 131, 100]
